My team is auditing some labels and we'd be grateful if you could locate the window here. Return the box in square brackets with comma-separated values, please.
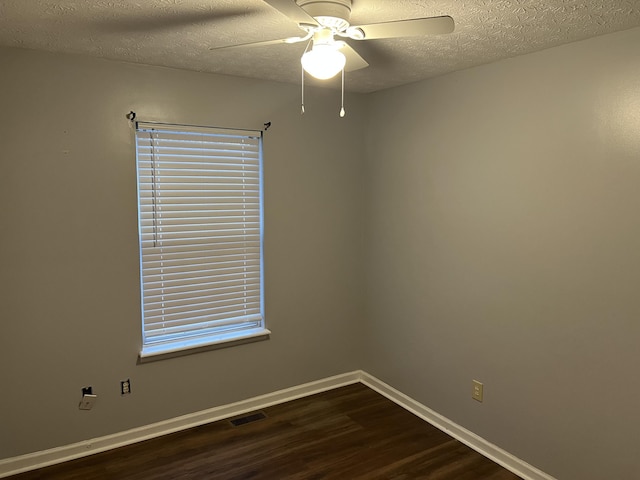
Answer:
[135, 122, 268, 359]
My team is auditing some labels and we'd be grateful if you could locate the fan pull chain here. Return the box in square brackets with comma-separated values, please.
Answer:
[301, 39, 313, 115]
[301, 64, 305, 114]
[340, 68, 346, 117]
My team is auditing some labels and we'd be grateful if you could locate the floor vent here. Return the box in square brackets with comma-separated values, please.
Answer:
[229, 411, 267, 427]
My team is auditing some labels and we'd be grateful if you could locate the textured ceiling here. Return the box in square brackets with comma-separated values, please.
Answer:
[1, 0, 640, 93]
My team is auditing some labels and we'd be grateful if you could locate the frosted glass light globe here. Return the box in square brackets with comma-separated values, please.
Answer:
[301, 44, 346, 80]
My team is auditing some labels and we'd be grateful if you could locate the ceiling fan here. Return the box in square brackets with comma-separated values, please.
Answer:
[212, 0, 455, 81]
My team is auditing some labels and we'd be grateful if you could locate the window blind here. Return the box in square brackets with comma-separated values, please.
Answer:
[135, 122, 264, 355]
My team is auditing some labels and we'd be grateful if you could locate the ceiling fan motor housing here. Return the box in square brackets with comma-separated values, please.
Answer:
[297, 0, 352, 31]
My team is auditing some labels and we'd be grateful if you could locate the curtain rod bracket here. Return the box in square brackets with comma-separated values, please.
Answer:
[126, 111, 136, 122]
[263, 121, 272, 131]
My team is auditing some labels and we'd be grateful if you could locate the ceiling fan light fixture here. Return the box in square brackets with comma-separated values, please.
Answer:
[315, 15, 350, 31]
[297, 0, 352, 27]
[301, 43, 346, 79]
[345, 26, 364, 40]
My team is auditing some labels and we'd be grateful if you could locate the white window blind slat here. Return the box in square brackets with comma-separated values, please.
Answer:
[145, 314, 263, 341]
[144, 298, 262, 321]
[135, 122, 265, 354]
[142, 279, 261, 298]
[143, 252, 261, 268]
[142, 260, 261, 276]
[142, 249, 261, 264]
[143, 265, 261, 285]
[144, 287, 261, 309]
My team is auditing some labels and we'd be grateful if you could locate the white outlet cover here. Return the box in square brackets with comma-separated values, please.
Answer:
[472, 380, 484, 402]
[79, 394, 97, 410]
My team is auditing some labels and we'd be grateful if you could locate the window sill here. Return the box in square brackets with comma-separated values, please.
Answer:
[138, 328, 271, 363]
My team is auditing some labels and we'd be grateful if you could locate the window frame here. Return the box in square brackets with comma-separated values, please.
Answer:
[134, 121, 269, 361]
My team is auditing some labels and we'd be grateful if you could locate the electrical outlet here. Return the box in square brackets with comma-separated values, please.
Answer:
[472, 380, 484, 402]
[121, 379, 131, 395]
[79, 386, 96, 410]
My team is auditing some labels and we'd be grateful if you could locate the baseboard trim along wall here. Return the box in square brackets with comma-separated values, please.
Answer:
[0, 372, 361, 478]
[358, 372, 557, 480]
[0, 371, 555, 480]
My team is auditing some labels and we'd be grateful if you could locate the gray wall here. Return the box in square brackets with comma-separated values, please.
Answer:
[0, 47, 366, 458]
[364, 27, 640, 480]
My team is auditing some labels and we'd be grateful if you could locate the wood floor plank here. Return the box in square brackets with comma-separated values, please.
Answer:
[8, 383, 521, 479]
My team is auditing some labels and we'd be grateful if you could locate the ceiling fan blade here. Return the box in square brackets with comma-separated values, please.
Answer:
[262, 0, 318, 26]
[339, 43, 369, 72]
[211, 34, 310, 51]
[93, 8, 257, 33]
[355, 16, 454, 40]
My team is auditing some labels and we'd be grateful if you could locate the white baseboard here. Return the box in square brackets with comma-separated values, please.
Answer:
[0, 371, 361, 478]
[359, 372, 556, 480]
[0, 370, 554, 480]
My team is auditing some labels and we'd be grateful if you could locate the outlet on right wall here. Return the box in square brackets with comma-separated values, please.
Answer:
[363, 26, 640, 480]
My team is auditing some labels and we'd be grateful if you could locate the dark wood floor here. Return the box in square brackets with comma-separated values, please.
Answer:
[10, 383, 521, 479]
